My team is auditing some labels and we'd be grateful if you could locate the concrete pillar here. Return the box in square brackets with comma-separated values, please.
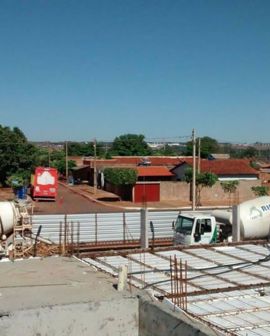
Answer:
[140, 208, 149, 249]
[232, 205, 241, 242]
[118, 265, 128, 291]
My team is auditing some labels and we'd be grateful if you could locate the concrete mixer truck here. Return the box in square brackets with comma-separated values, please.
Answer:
[0, 200, 32, 258]
[173, 196, 270, 245]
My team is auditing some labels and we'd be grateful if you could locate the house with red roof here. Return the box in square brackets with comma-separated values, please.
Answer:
[171, 159, 259, 181]
[133, 166, 175, 202]
[136, 166, 174, 181]
[75, 156, 261, 204]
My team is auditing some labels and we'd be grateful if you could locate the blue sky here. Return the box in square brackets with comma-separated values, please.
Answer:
[0, 0, 269, 143]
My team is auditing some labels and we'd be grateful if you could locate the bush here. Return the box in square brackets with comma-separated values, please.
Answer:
[251, 186, 269, 197]
[104, 168, 137, 185]
[6, 172, 28, 189]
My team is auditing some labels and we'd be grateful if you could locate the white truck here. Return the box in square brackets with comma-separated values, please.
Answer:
[174, 196, 270, 245]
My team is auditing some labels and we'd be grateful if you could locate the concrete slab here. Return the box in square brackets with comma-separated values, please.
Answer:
[0, 256, 137, 312]
[0, 256, 139, 336]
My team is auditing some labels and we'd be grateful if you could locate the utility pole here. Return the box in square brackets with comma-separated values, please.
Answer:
[198, 137, 201, 174]
[93, 139, 97, 193]
[48, 142, 51, 167]
[192, 129, 196, 210]
[65, 141, 68, 183]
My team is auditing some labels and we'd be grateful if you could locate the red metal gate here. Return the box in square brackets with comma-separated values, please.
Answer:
[134, 183, 160, 203]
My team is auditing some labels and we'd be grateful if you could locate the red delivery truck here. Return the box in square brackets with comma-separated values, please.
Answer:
[31, 167, 58, 201]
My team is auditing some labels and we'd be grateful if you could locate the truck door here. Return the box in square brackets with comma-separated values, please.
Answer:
[174, 215, 194, 245]
[193, 218, 213, 244]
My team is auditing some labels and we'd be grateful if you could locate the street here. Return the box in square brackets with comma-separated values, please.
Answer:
[33, 184, 119, 214]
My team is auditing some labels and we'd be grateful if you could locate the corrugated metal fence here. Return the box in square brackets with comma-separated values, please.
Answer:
[32, 210, 178, 244]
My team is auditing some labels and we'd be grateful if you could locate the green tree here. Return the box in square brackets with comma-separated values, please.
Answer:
[67, 142, 93, 156]
[186, 136, 220, 158]
[226, 146, 258, 159]
[185, 168, 218, 206]
[104, 168, 137, 185]
[111, 134, 152, 156]
[68, 141, 106, 157]
[243, 146, 258, 158]
[0, 125, 39, 186]
[250, 161, 259, 169]
[251, 186, 269, 197]
[34, 148, 77, 175]
[221, 181, 239, 205]
[51, 159, 76, 175]
[48, 150, 76, 175]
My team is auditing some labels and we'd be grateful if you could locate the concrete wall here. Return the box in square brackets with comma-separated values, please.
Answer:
[160, 181, 190, 202]
[0, 299, 138, 336]
[202, 180, 260, 204]
[160, 180, 261, 205]
[139, 296, 223, 336]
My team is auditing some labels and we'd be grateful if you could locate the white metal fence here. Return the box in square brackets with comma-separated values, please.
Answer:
[31, 210, 179, 244]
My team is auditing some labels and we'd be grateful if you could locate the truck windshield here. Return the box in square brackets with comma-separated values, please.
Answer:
[175, 216, 194, 234]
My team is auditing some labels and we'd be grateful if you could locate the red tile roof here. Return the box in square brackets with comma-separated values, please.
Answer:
[178, 159, 259, 176]
[83, 156, 188, 167]
[83, 156, 258, 176]
[136, 166, 174, 177]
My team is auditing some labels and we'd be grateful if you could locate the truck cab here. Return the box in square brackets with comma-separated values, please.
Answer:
[174, 213, 218, 245]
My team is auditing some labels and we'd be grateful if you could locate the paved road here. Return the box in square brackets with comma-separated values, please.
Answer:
[33, 184, 120, 214]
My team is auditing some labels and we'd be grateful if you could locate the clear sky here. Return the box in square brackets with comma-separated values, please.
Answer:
[0, 0, 269, 143]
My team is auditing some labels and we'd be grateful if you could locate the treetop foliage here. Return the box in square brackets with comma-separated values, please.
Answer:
[67, 141, 105, 157]
[0, 125, 39, 186]
[111, 134, 152, 156]
[220, 181, 239, 194]
[186, 136, 220, 158]
[104, 168, 137, 185]
[184, 167, 218, 188]
[184, 167, 218, 206]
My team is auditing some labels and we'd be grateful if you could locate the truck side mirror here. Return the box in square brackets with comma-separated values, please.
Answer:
[172, 221, 175, 230]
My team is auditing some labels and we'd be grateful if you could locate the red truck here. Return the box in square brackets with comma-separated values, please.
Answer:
[31, 167, 58, 201]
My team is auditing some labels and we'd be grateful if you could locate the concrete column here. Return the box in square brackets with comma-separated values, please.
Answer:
[118, 265, 128, 291]
[140, 208, 149, 249]
[232, 205, 241, 242]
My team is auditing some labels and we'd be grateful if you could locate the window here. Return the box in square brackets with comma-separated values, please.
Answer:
[199, 219, 212, 233]
[175, 216, 194, 234]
